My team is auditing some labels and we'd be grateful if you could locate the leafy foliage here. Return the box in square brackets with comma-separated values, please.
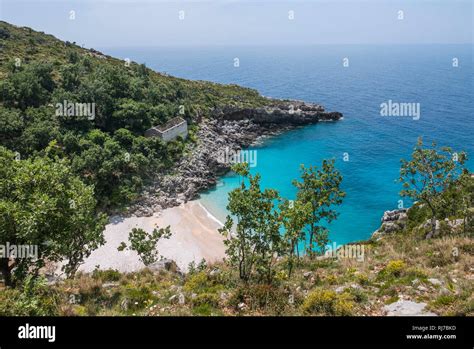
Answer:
[118, 227, 171, 266]
[279, 198, 312, 276]
[0, 146, 107, 284]
[220, 160, 345, 284]
[293, 159, 345, 255]
[0, 20, 269, 209]
[219, 163, 284, 283]
[399, 137, 469, 236]
[301, 288, 354, 315]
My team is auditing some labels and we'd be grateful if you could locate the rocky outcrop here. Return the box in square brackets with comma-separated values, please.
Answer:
[383, 300, 437, 316]
[372, 209, 408, 239]
[372, 206, 467, 240]
[148, 259, 181, 274]
[423, 218, 464, 239]
[213, 100, 343, 125]
[126, 101, 342, 216]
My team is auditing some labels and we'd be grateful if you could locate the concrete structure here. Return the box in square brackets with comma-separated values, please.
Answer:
[145, 117, 188, 142]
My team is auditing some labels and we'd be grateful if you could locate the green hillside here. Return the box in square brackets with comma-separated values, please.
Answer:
[0, 21, 269, 208]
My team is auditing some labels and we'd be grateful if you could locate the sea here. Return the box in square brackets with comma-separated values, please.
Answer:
[102, 44, 473, 244]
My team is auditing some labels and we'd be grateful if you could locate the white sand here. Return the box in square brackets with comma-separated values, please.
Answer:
[79, 200, 226, 273]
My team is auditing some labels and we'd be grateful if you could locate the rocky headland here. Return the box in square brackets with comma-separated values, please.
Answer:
[128, 100, 343, 216]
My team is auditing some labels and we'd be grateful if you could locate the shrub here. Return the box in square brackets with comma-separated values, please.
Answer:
[192, 303, 215, 316]
[71, 305, 88, 316]
[92, 269, 122, 282]
[426, 245, 459, 268]
[192, 293, 220, 308]
[324, 274, 339, 285]
[381, 260, 406, 277]
[333, 293, 355, 315]
[73, 276, 103, 302]
[347, 287, 369, 304]
[227, 284, 292, 314]
[122, 285, 153, 311]
[184, 271, 210, 294]
[0, 276, 58, 316]
[301, 289, 354, 316]
[405, 267, 428, 280]
[246, 284, 287, 311]
[356, 273, 370, 286]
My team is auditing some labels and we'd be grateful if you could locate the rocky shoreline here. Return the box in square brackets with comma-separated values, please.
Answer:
[127, 100, 343, 216]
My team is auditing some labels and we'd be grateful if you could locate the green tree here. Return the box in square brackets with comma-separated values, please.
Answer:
[399, 138, 467, 237]
[219, 163, 284, 283]
[118, 227, 171, 266]
[0, 62, 55, 109]
[279, 198, 312, 276]
[60, 63, 82, 91]
[111, 99, 152, 133]
[0, 146, 107, 286]
[0, 108, 24, 148]
[293, 159, 345, 257]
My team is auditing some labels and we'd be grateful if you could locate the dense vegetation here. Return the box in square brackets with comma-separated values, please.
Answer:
[0, 21, 472, 316]
[0, 20, 269, 287]
[0, 143, 471, 316]
[219, 159, 344, 283]
[0, 21, 269, 209]
[0, 146, 107, 286]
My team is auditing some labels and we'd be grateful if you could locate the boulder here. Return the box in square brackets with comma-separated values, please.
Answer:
[148, 259, 180, 274]
[383, 300, 437, 316]
[237, 302, 247, 311]
[427, 278, 442, 286]
[372, 209, 408, 239]
[209, 268, 220, 277]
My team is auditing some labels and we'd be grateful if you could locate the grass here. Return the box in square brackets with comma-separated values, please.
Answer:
[0, 226, 472, 316]
[23, 226, 467, 317]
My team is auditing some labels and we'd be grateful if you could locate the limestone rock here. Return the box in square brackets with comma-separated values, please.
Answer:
[372, 209, 408, 239]
[383, 300, 437, 316]
[148, 259, 180, 274]
[237, 302, 247, 311]
[124, 101, 342, 217]
[428, 278, 442, 286]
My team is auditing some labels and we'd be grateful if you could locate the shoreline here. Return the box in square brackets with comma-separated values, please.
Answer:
[85, 101, 343, 273]
[197, 200, 224, 227]
[126, 101, 342, 217]
[80, 200, 226, 273]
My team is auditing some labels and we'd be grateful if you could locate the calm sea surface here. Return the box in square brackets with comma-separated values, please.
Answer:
[104, 45, 473, 243]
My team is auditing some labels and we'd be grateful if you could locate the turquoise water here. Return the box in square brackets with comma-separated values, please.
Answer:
[105, 45, 473, 244]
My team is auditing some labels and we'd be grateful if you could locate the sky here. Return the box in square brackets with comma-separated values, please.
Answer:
[0, 0, 472, 47]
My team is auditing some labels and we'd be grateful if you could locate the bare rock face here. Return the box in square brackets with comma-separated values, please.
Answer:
[372, 209, 408, 239]
[383, 300, 437, 316]
[126, 100, 343, 217]
[423, 218, 464, 239]
[371, 206, 466, 240]
[148, 259, 180, 274]
[213, 101, 343, 125]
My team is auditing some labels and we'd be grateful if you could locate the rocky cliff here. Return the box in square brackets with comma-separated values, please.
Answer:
[214, 100, 343, 125]
[128, 101, 343, 216]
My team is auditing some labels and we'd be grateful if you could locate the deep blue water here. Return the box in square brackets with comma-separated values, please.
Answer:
[104, 45, 473, 244]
